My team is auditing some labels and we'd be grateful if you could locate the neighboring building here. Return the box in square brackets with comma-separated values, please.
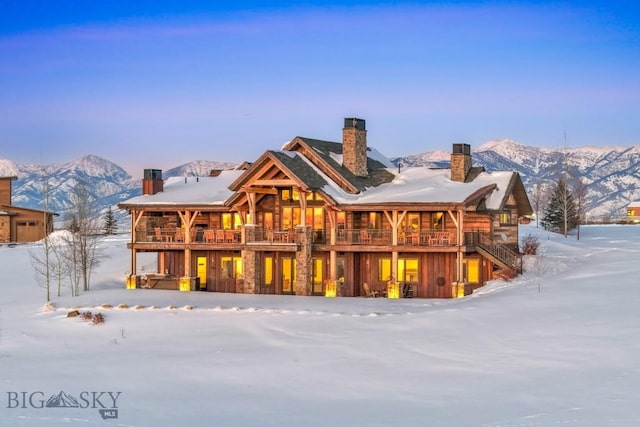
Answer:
[0, 176, 56, 243]
[625, 201, 640, 223]
[119, 118, 533, 298]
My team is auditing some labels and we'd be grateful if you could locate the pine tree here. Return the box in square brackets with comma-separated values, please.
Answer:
[103, 206, 117, 235]
[540, 178, 578, 237]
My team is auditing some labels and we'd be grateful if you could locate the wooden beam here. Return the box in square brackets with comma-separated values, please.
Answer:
[240, 187, 278, 195]
[253, 179, 296, 186]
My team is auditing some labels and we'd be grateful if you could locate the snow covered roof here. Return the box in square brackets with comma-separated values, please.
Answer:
[120, 170, 245, 206]
[120, 143, 524, 213]
[308, 159, 514, 209]
[628, 201, 640, 208]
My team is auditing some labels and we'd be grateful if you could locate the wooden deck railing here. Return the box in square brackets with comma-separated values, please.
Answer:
[134, 227, 240, 244]
[135, 227, 457, 247]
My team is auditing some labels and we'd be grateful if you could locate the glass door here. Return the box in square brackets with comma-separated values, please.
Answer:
[281, 257, 296, 294]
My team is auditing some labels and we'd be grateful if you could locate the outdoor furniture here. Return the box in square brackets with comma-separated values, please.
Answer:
[216, 229, 225, 242]
[360, 229, 371, 244]
[273, 230, 290, 242]
[363, 282, 378, 297]
[402, 283, 414, 298]
[203, 230, 215, 242]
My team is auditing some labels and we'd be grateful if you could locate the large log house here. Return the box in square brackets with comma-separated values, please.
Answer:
[118, 118, 532, 298]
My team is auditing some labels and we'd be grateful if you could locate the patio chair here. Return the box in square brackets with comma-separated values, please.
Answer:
[362, 282, 378, 298]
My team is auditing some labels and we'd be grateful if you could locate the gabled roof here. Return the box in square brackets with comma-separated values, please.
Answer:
[283, 137, 395, 193]
[228, 151, 328, 193]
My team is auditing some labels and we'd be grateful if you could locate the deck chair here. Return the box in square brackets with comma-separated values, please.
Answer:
[360, 229, 372, 244]
[362, 282, 378, 298]
[402, 283, 414, 298]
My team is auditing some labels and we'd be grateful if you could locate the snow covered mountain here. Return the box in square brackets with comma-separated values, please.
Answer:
[0, 156, 239, 224]
[164, 160, 238, 179]
[0, 155, 141, 219]
[393, 139, 640, 219]
[2, 140, 639, 223]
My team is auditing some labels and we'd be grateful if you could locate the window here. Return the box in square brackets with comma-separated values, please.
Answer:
[401, 213, 420, 231]
[378, 258, 392, 282]
[500, 210, 512, 225]
[306, 207, 324, 230]
[366, 212, 382, 229]
[312, 258, 324, 294]
[281, 207, 301, 229]
[398, 259, 418, 282]
[282, 257, 296, 293]
[464, 259, 480, 284]
[337, 212, 346, 229]
[264, 256, 273, 286]
[222, 213, 243, 230]
[336, 257, 345, 281]
[628, 209, 635, 216]
[432, 212, 444, 229]
[263, 212, 273, 229]
[221, 256, 243, 279]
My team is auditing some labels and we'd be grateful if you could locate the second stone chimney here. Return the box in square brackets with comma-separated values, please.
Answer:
[142, 169, 163, 195]
[342, 118, 368, 177]
[450, 143, 471, 182]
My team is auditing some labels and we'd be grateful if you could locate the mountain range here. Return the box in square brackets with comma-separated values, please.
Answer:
[1, 140, 639, 223]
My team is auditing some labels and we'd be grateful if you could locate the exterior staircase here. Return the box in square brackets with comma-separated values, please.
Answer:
[474, 232, 523, 273]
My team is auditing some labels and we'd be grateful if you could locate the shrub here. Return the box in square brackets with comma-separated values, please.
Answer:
[493, 267, 517, 281]
[91, 313, 105, 325]
[520, 234, 540, 255]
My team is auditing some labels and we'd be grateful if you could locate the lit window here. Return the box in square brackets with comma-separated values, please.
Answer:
[500, 211, 512, 225]
[398, 259, 418, 282]
[432, 212, 444, 229]
[378, 258, 391, 282]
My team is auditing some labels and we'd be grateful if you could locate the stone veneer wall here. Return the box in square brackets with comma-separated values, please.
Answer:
[0, 217, 10, 242]
[450, 153, 471, 182]
[342, 126, 368, 177]
[294, 226, 313, 296]
[240, 248, 261, 294]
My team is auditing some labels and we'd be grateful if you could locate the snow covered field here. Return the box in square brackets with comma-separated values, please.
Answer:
[1, 224, 639, 426]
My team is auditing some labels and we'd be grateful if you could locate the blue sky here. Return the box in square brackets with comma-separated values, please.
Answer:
[1, 1, 639, 177]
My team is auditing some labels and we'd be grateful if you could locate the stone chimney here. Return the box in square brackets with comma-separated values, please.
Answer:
[342, 118, 368, 177]
[450, 143, 471, 182]
[142, 169, 163, 195]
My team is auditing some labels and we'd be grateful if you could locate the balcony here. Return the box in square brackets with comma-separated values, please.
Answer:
[134, 227, 457, 248]
[134, 227, 240, 244]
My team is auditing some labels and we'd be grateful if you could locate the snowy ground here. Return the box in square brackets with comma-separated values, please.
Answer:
[1, 224, 640, 426]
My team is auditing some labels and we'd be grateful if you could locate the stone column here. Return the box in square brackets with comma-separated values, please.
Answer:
[241, 248, 260, 294]
[294, 225, 313, 296]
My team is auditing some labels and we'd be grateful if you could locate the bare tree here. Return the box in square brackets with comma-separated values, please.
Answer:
[530, 181, 549, 228]
[63, 181, 105, 294]
[29, 176, 53, 301]
[532, 248, 549, 293]
[570, 176, 589, 240]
